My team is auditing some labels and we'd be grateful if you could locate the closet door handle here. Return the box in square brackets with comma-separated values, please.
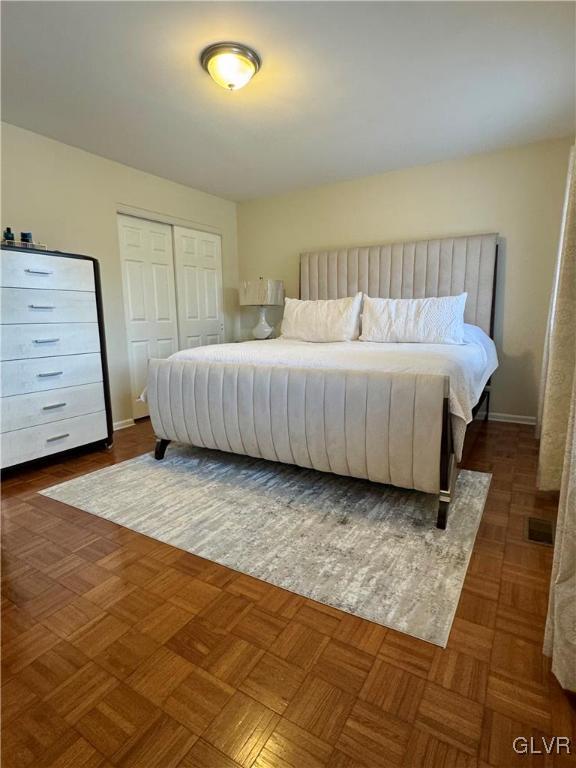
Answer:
[28, 304, 55, 310]
[37, 371, 63, 378]
[42, 402, 66, 410]
[46, 433, 69, 443]
[33, 338, 60, 344]
[25, 268, 53, 275]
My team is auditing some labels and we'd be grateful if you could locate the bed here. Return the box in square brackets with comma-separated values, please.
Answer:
[147, 233, 499, 528]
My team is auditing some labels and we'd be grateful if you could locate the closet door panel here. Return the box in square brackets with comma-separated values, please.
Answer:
[124, 259, 147, 324]
[127, 339, 151, 417]
[118, 215, 178, 418]
[173, 226, 224, 349]
[183, 265, 201, 321]
[203, 268, 219, 320]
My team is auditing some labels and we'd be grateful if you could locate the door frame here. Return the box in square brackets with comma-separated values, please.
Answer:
[116, 203, 225, 243]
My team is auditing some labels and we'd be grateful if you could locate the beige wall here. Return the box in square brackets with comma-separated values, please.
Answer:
[2, 124, 569, 424]
[1, 123, 239, 426]
[238, 138, 572, 420]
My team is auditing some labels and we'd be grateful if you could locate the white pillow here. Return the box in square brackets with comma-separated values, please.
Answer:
[360, 293, 467, 344]
[281, 293, 363, 342]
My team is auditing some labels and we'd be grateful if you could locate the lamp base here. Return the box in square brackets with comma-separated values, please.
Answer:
[252, 306, 273, 339]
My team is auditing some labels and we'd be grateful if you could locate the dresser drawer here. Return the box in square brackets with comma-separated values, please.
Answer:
[1, 288, 97, 324]
[1, 353, 103, 397]
[1, 250, 95, 291]
[1, 411, 108, 468]
[1, 383, 105, 433]
[1, 323, 101, 361]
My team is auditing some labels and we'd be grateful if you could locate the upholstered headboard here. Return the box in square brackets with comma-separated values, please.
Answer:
[300, 233, 498, 336]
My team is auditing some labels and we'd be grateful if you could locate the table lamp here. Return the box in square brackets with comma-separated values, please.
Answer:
[239, 278, 285, 339]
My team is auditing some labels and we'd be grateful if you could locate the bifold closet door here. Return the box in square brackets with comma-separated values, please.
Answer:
[173, 226, 224, 349]
[118, 215, 178, 418]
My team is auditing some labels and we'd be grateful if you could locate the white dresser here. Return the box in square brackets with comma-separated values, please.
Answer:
[1, 247, 112, 469]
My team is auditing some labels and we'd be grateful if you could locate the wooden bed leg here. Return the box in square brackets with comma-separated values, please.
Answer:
[436, 500, 448, 529]
[484, 390, 491, 422]
[154, 439, 170, 460]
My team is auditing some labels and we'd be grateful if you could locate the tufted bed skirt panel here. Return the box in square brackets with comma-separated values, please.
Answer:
[148, 359, 447, 495]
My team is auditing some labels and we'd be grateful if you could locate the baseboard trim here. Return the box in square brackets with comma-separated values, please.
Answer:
[113, 419, 135, 431]
[488, 412, 536, 426]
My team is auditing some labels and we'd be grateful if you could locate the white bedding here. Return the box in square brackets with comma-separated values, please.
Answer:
[169, 323, 498, 435]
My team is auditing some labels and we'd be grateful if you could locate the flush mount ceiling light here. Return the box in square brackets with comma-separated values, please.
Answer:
[200, 42, 261, 91]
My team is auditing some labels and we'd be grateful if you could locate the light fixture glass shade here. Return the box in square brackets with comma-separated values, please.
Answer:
[239, 278, 284, 306]
[207, 52, 255, 90]
[201, 42, 261, 91]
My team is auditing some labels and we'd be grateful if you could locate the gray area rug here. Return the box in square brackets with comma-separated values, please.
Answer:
[41, 446, 490, 646]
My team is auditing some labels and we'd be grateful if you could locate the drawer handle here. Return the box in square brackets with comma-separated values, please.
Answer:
[43, 402, 66, 410]
[37, 371, 63, 378]
[28, 304, 55, 310]
[25, 268, 53, 275]
[46, 433, 70, 443]
[33, 338, 60, 344]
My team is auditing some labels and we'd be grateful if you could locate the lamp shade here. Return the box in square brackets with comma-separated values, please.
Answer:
[239, 278, 284, 307]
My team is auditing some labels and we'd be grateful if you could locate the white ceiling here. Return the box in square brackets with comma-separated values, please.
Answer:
[2, 2, 574, 201]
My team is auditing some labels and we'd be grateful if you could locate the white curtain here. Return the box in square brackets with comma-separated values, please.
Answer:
[538, 146, 575, 692]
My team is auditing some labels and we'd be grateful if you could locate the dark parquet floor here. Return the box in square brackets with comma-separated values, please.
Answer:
[1, 419, 574, 767]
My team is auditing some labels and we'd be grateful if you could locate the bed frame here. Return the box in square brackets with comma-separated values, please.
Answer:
[151, 233, 498, 530]
[299, 233, 498, 528]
